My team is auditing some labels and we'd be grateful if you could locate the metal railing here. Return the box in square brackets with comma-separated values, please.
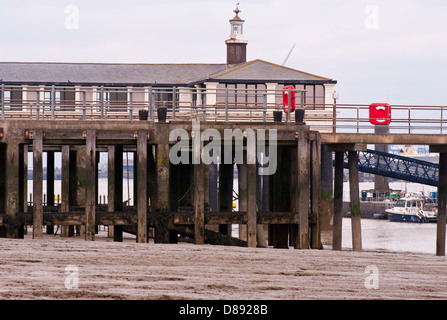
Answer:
[0, 85, 312, 122]
[329, 103, 447, 134]
[1, 84, 446, 135]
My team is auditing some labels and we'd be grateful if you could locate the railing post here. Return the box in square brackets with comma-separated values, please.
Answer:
[202, 88, 207, 121]
[149, 87, 154, 120]
[332, 97, 337, 133]
[172, 87, 176, 121]
[441, 106, 444, 135]
[51, 85, 55, 120]
[408, 108, 411, 134]
[263, 93, 267, 122]
[203, 91, 207, 120]
[100, 86, 104, 120]
[129, 90, 133, 121]
[82, 91, 86, 120]
[225, 87, 229, 121]
[356, 107, 360, 134]
[36, 91, 40, 120]
[0, 84, 4, 120]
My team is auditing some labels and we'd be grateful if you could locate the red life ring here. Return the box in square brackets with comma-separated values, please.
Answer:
[282, 85, 296, 113]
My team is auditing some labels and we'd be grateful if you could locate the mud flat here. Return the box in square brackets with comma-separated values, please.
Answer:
[1, 235, 447, 300]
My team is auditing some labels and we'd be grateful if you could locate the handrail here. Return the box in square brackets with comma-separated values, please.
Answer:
[0, 84, 446, 134]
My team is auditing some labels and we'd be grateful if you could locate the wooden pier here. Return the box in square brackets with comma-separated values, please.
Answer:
[0, 119, 322, 249]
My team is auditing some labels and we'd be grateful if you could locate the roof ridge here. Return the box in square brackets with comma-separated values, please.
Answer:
[210, 60, 258, 79]
[0, 61, 227, 66]
[210, 59, 332, 81]
[257, 59, 332, 81]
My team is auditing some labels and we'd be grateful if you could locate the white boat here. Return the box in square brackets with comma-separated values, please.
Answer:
[385, 196, 437, 223]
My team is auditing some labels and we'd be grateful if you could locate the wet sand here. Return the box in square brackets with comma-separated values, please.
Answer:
[1, 235, 447, 300]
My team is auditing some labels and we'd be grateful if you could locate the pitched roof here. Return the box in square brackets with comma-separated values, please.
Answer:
[210, 59, 334, 82]
[0, 62, 227, 85]
[0, 60, 335, 85]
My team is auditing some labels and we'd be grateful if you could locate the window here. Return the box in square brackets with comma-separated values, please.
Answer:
[217, 83, 266, 107]
[3, 87, 22, 111]
[97, 87, 128, 112]
[58, 87, 75, 111]
[395, 200, 406, 207]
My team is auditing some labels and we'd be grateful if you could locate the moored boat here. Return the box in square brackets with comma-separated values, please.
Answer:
[385, 196, 437, 223]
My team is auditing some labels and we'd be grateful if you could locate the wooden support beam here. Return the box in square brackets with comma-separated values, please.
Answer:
[324, 143, 366, 153]
[296, 132, 310, 249]
[333, 151, 344, 251]
[194, 162, 205, 245]
[247, 163, 257, 248]
[4, 141, 20, 238]
[247, 132, 257, 248]
[85, 130, 96, 241]
[237, 161, 248, 241]
[107, 146, 115, 239]
[310, 134, 322, 249]
[348, 151, 362, 252]
[33, 130, 43, 239]
[46, 151, 55, 235]
[156, 144, 170, 210]
[437, 152, 447, 256]
[19, 144, 28, 215]
[155, 143, 170, 243]
[137, 130, 148, 243]
[47, 151, 55, 207]
[61, 145, 72, 237]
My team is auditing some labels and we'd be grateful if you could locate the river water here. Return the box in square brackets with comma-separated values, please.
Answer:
[28, 180, 440, 255]
[336, 218, 438, 255]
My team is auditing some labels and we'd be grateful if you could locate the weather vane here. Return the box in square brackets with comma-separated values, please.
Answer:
[234, 2, 241, 16]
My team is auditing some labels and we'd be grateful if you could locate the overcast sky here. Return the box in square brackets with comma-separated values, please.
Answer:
[0, 0, 446, 105]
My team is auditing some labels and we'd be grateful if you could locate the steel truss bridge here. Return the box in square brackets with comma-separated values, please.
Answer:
[340, 149, 439, 187]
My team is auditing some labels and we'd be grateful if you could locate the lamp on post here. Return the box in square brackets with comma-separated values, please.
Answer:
[332, 91, 339, 133]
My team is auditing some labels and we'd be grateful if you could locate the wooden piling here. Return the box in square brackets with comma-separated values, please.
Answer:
[332, 151, 344, 251]
[85, 130, 96, 241]
[237, 161, 248, 241]
[32, 130, 43, 239]
[437, 152, 447, 256]
[60, 146, 70, 237]
[19, 144, 28, 215]
[107, 146, 115, 239]
[194, 161, 205, 245]
[247, 133, 257, 248]
[310, 134, 321, 249]
[46, 151, 55, 234]
[137, 130, 148, 243]
[4, 141, 20, 238]
[295, 132, 310, 249]
[155, 143, 170, 243]
[348, 151, 362, 252]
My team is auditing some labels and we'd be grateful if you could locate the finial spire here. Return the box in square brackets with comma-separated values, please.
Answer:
[234, 2, 241, 16]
